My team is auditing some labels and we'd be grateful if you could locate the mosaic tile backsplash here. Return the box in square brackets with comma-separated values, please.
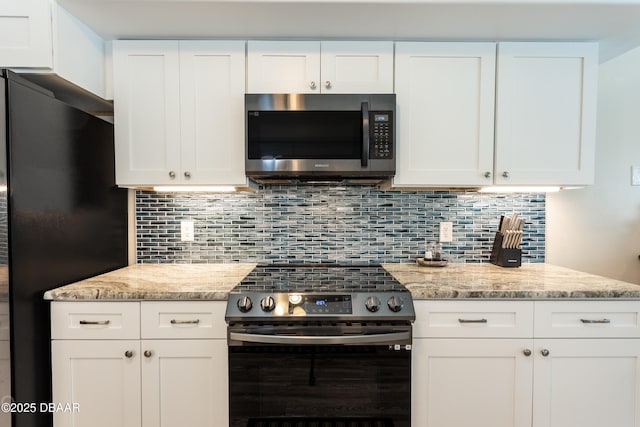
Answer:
[136, 186, 545, 264]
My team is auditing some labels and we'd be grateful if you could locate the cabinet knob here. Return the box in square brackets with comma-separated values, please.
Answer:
[523, 348, 532, 357]
[541, 349, 550, 357]
[144, 350, 153, 358]
[169, 171, 176, 179]
[502, 171, 510, 178]
[325, 81, 332, 89]
[124, 350, 134, 358]
[310, 81, 317, 90]
[184, 171, 191, 179]
[484, 171, 492, 179]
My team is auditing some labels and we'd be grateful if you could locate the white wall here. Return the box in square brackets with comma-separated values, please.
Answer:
[547, 45, 640, 285]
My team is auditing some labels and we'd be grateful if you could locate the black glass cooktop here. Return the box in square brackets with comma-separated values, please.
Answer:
[233, 264, 408, 293]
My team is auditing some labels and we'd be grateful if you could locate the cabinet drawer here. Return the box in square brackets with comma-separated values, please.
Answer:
[534, 301, 640, 338]
[414, 301, 534, 338]
[51, 302, 140, 340]
[141, 301, 227, 339]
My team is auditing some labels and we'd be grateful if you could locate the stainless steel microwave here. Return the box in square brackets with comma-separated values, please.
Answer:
[245, 94, 396, 184]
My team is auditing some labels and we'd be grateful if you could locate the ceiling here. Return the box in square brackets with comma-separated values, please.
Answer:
[58, 0, 640, 63]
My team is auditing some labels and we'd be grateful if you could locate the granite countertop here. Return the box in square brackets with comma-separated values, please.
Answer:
[382, 263, 640, 299]
[43, 263, 256, 301]
[44, 262, 640, 301]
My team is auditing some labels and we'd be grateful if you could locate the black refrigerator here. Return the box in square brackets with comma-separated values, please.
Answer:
[0, 70, 129, 427]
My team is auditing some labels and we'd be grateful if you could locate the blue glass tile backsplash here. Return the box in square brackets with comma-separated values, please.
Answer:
[136, 186, 545, 264]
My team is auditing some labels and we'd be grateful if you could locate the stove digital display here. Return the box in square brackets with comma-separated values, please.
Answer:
[289, 294, 352, 315]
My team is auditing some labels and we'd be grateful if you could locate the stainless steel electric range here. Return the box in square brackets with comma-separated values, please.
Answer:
[225, 264, 415, 427]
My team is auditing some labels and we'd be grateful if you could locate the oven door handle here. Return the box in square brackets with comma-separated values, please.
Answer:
[229, 331, 411, 346]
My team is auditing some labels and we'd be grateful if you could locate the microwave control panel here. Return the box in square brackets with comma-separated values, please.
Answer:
[371, 112, 393, 159]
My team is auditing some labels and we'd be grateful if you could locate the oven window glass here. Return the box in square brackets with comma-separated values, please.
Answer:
[229, 344, 411, 427]
[247, 111, 362, 159]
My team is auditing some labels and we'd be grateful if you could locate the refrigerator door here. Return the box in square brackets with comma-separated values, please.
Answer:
[0, 75, 11, 427]
[5, 71, 128, 427]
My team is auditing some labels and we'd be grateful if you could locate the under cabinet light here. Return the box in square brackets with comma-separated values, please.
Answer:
[153, 186, 237, 193]
[478, 186, 562, 193]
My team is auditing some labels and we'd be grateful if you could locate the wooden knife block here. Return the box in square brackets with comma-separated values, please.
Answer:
[490, 232, 522, 267]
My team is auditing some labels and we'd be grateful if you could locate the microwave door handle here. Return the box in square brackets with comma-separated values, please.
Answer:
[361, 101, 369, 167]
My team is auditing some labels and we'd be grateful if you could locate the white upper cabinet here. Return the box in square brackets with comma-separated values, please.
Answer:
[320, 41, 394, 93]
[247, 40, 394, 93]
[113, 41, 181, 186]
[394, 42, 497, 186]
[393, 41, 598, 187]
[247, 41, 320, 93]
[0, 0, 52, 67]
[495, 42, 598, 186]
[113, 40, 247, 187]
[0, 0, 106, 98]
[179, 41, 246, 185]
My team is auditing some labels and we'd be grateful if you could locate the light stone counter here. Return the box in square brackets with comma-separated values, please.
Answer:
[43, 263, 256, 301]
[44, 262, 640, 301]
[382, 262, 640, 299]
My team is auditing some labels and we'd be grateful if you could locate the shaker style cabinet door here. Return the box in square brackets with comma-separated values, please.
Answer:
[141, 339, 228, 427]
[393, 42, 496, 187]
[320, 41, 394, 94]
[113, 40, 182, 186]
[532, 339, 640, 427]
[494, 42, 598, 186]
[247, 41, 321, 93]
[51, 340, 142, 427]
[113, 40, 247, 187]
[179, 40, 246, 185]
[413, 338, 534, 427]
[0, 0, 52, 68]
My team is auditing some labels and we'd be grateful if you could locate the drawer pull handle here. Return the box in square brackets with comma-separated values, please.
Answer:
[79, 320, 110, 326]
[580, 318, 611, 324]
[170, 319, 200, 325]
[458, 318, 488, 324]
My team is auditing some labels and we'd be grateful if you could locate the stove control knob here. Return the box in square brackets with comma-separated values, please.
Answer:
[260, 296, 276, 312]
[237, 296, 253, 313]
[387, 296, 403, 313]
[365, 296, 381, 313]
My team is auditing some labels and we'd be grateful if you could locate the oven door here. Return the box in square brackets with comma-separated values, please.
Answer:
[228, 324, 411, 427]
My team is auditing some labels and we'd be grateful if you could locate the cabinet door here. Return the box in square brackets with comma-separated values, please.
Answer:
[0, 0, 52, 68]
[394, 43, 496, 186]
[533, 339, 640, 427]
[247, 40, 320, 93]
[179, 40, 247, 185]
[495, 42, 598, 185]
[413, 338, 533, 427]
[320, 41, 394, 93]
[113, 40, 181, 186]
[51, 340, 142, 427]
[141, 339, 228, 427]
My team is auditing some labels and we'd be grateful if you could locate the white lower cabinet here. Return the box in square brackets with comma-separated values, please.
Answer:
[413, 338, 533, 427]
[51, 340, 142, 427]
[413, 300, 640, 427]
[533, 338, 640, 427]
[51, 301, 228, 427]
[141, 339, 228, 427]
